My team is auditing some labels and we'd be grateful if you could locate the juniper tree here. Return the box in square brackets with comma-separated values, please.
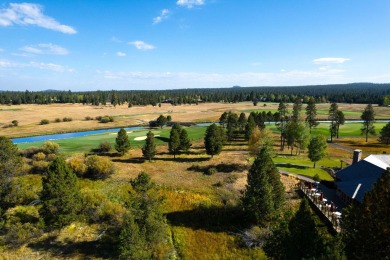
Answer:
[179, 129, 191, 152]
[204, 123, 226, 158]
[169, 127, 181, 158]
[156, 115, 167, 128]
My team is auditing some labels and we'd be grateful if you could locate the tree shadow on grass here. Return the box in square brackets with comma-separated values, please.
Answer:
[166, 205, 247, 232]
[188, 163, 248, 173]
[27, 231, 118, 259]
[155, 136, 170, 142]
[275, 163, 308, 169]
[153, 157, 210, 163]
[112, 157, 145, 164]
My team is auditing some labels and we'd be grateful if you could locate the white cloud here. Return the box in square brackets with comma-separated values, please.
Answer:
[29, 61, 73, 72]
[0, 3, 76, 34]
[20, 43, 69, 55]
[153, 9, 170, 24]
[177, 0, 205, 8]
[129, 41, 155, 51]
[116, 51, 126, 57]
[312, 57, 350, 65]
[111, 36, 123, 43]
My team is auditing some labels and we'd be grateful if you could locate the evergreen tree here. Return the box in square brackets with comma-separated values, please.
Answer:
[119, 172, 169, 259]
[335, 110, 345, 138]
[292, 97, 302, 122]
[343, 170, 390, 259]
[142, 131, 157, 162]
[156, 115, 167, 128]
[115, 128, 131, 155]
[305, 97, 319, 133]
[379, 121, 390, 144]
[169, 127, 181, 158]
[242, 148, 285, 224]
[245, 115, 257, 141]
[219, 111, 228, 127]
[287, 199, 325, 260]
[179, 129, 192, 152]
[39, 157, 82, 228]
[0, 137, 23, 209]
[360, 103, 376, 142]
[328, 102, 338, 142]
[238, 112, 247, 132]
[308, 135, 327, 168]
[204, 123, 226, 158]
[277, 102, 289, 150]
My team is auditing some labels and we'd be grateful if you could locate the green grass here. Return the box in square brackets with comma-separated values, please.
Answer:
[268, 122, 387, 137]
[17, 126, 207, 154]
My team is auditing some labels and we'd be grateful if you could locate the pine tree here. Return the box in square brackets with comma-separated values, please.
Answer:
[115, 128, 131, 156]
[156, 115, 167, 128]
[219, 112, 228, 128]
[204, 123, 226, 158]
[169, 128, 181, 158]
[277, 102, 289, 150]
[245, 116, 257, 141]
[335, 110, 345, 138]
[308, 135, 327, 168]
[379, 122, 390, 144]
[238, 112, 247, 132]
[287, 199, 325, 260]
[328, 102, 338, 142]
[361, 103, 376, 142]
[142, 131, 157, 162]
[343, 170, 390, 259]
[120, 172, 169, 259]
[242, 148, 285, 224]
[305, 97, 319, 133]
[179, 129, 192, 152]
[292, 97, 302, 122]
[39, 157, 82, 228]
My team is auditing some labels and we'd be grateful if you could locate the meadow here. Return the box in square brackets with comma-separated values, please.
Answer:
[2, 101, 390, 259]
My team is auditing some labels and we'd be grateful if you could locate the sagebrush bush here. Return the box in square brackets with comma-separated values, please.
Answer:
[68, 157, 87, 177]
[46, 153, 57, 161]
[32, 152, 46, 161]
[32, 160, 49, 173]
[98, 141, 112, 153]
[41, 141, 59, 155]
[40, 119, 50, 125]
[205, 167, 217, 175]
[85, 155, 115, 179]
[20, 147, 41, 158]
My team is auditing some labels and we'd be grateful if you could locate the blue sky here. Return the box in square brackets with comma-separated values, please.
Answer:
[1, 0, 390, 91]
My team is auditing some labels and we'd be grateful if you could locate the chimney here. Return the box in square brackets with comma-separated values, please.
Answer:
[352, 149, 362, 164]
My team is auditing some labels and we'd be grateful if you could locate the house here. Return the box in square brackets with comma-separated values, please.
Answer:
[336, 150, 390, 204]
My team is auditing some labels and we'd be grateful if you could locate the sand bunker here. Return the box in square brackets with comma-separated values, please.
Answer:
[134, 134, 160, 141]
[109, 131, 133, 135]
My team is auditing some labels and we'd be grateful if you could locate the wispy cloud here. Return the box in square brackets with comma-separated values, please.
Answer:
[20, 43, 69, 55]
[129, 41, 155, 51]
[153, 9, 170, 24]
[116, 51, 126, 57]
[177, 0, 205, 8]
[0, 58, 73, 72]
[312, 57, 350, 65]
[0, 3, 76, 34]
[111, 36, 123, 43]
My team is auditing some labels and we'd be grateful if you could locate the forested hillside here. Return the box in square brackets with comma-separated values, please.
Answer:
[1, 83, 390, 106]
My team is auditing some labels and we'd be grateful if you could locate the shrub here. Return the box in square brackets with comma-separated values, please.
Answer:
[85, 155, 115, 179]
[225, 174, 238, 184]
[85, 116, 94, 120]
[41, 141, 59, 155]
[32, 152, 46, 161]
[205, 167, 217, 175]
[54, 118, 61, 123]
[63, 117, 72, 122]
[40, 119, 50, 125]
[68, 157, 87, 177]
[11, 120, 18, 126]
[32, 160, 49, 173]
[95, 116, 102, 121]
[20, 147, 41, 158]
[99, 116, 114, 123]
[98, 141, 112, 153]
[46, 153, 57, 161]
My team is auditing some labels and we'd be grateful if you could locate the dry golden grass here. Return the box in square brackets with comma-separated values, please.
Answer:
[334, 137, 390, 155]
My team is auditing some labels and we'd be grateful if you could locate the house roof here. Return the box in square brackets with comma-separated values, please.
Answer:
[336, 155, 390, 203]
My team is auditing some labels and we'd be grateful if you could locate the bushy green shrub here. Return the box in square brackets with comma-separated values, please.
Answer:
[98, 141, 112, 153]
[99, 116, 114, 123]
[46, 153, 57, 161]
[85, 155, 115, 179]
[32, 160, 49, 173]
[32, 152, 46, 161]
[54, 118, 61, 123]
[40, 119, 50, 125]
[63, 117, 72, 122]
[20, 147, 41, 158]
[11, 120, 18, 126]
[41, 141, 59, 155]
[68, 157, 87, 177]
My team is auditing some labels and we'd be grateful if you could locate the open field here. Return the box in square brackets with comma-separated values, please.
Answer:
[1, 102, 390, 138]
[2, 102, 390, 258]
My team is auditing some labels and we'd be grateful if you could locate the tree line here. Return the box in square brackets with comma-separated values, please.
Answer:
[1, 83, 390, 105]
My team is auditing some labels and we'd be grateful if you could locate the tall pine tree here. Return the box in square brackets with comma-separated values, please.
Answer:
[142, 131, 157, 162]
[40, 157, 82, 228]
[115, 128, 131, 155]
[305, 97, 319, 133]
[360, 103, 376, 142]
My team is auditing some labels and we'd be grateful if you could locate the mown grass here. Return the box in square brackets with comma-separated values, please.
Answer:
[16, 126, 207, 155]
